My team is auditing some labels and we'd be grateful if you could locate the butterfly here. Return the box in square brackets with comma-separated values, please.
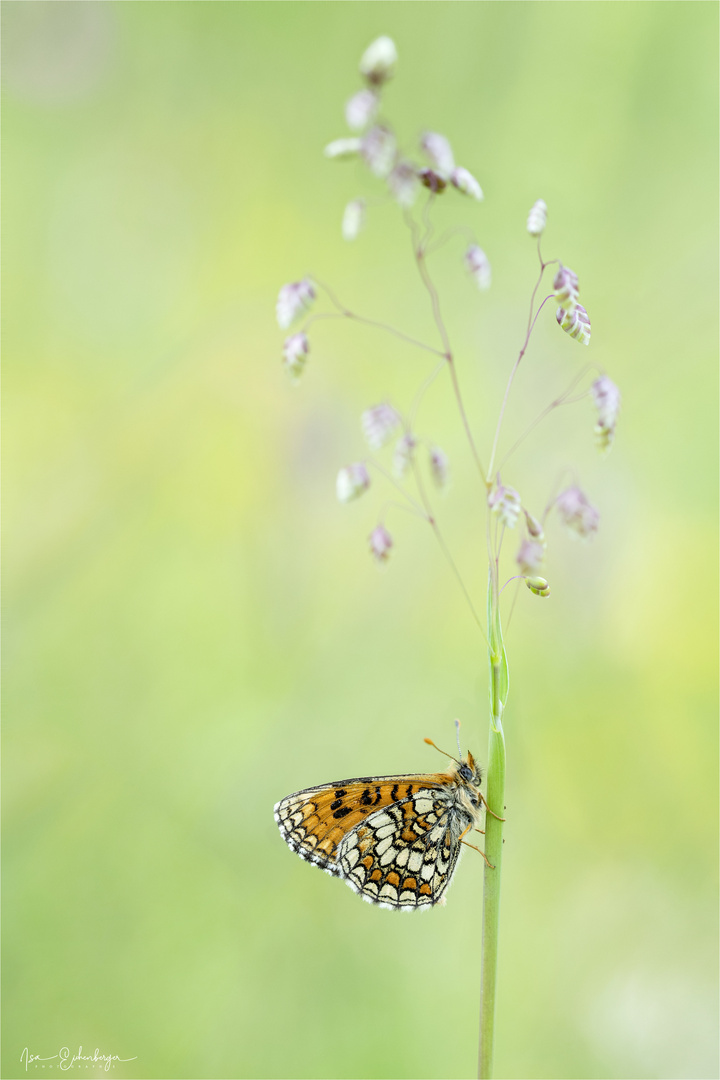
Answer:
[274, 735, 496, 910]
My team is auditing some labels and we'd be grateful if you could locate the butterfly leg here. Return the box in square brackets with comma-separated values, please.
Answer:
[457, 823, 495, 869]
[461, 839, 495, 869]
[480, 792, 506, 821]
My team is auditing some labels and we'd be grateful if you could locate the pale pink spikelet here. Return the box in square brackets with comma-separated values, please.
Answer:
[359, 36, 397, 86]
[556, 304, 591, 345]
[591, 375, 621, 454]
[336, 462, 371, 503]
[489, 485, 522, 529]
[523, 509, 545, 542]
[342, 199, 366, 241]
[276, 279, 316, 330]
[345, 88, 379, 131]
[516, 539, 545, 575]
[553, 265, 579, 313]
[361, 403, 401, 449]
[361, 125, 397, 178]
[387, 160, 419, 207]
[465, 245, 491, 290]
[324, 137, 362, 160]
[393, 433, 417, 477]
[451, 166, 483, 201]
[526, 199, 547, 236]
[429, 445, 450, 489]
[555, 486, 599, 539]
[368, 524, 393, 563]
[420, 132, 455, 178]
[282, 332, 309, 380]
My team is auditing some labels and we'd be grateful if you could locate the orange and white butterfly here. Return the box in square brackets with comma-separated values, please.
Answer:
[274, 738, 493, 910]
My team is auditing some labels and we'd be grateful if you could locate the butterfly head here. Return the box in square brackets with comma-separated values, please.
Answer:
[453, 751, 483, 807]
[425, 737, 483, 792]
[456, 750, 482, 787]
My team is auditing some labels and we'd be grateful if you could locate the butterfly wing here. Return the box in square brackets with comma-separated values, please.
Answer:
[336, 789, 462, 909]
[274, 773, 448, 876]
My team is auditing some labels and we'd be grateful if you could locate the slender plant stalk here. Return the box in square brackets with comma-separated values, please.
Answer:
[277, 37, 614, 1080]
[479, 572, 508, 1079]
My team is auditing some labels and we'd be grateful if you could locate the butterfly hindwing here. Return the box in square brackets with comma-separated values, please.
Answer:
[337, 790, 459, 908]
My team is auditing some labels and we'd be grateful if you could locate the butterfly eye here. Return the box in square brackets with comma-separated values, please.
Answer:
[458, 764, 473, 782]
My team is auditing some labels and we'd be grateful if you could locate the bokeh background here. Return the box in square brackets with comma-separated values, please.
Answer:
[3, 3, 718, 1079]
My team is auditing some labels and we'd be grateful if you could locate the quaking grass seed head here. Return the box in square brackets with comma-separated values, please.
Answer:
[282, 332, 309, 380]
[526, 198, 547, 236]
[591, 375, 621, 454]
[276, 278, 315, 330]
[342, 199, 365, 241]
[336, 462, 371, 503]
[420, 131, 455, 178]
[361, 403, 401, 450]
[345, 88, 379, 132]
[368, 525, 393, 563]
[361, 125, 397, 178]
[359, 36, 397, 87]
[555, 485, 599, 539]
[516, 539, 545, 575]
[525, 576, 550, 597]
[489, 485, 522, 529]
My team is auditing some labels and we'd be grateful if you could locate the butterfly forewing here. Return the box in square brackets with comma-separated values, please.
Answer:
[274, 773, 451, 871]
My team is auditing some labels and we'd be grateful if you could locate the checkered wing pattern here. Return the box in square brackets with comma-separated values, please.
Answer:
[337, 791, 459, 908]
[274, 775, 444, 869]
[275, 773, 468, 909]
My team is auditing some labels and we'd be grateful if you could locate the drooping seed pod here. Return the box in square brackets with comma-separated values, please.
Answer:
[591, 375, 621, 454]
[526, 198, 547, 237]
[342, 199, 366, 241]
[361, 125, 397, 178]
[336, 463, 371, 503]
[451, 166, 483, 201]
[465, 245, 491, 290]
[516, 539, 545, 576]
[276, 278, 316, 330]
[428, 445, 450, 489]
[361, 403, 401, 450]
[553, 264, 579, 313]
[525, 576, 550, 597]
[345, 88, 379, 132]
[368, 524, 394, 563]
[324, 137, 362, 160]
[359, 36, 398, 87]
[387, 160, 419, 208]
[489, 485, 522, 529]
[282, 332, 309, 380]
[555, 486, 599, 539]
[393, 433, 417, 478]
[556, 304, 591, 345]
[420, 131, 455, 178]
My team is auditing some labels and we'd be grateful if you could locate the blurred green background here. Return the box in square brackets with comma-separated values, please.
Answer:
[3, 3, 718, 1079]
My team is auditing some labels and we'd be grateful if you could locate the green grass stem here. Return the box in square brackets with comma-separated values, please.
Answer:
[479, 578, 508, 1078]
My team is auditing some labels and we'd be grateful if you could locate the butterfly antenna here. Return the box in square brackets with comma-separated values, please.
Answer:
[454, 718, 463, 758]
[424, 737, 458, 764]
